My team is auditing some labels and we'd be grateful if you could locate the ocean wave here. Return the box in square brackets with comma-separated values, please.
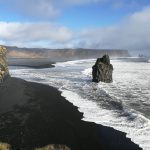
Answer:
[55, 59, 95, 67]
[61, 89, 150, 150]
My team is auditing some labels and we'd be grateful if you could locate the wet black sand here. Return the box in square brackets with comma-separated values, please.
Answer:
[0, 77, 142, 150]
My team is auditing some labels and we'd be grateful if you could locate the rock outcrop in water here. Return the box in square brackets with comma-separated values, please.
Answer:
[0, 46, 9, 82]
[92, 55, 113, 83]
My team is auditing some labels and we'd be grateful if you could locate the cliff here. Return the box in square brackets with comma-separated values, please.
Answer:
[0, 46, 9, 82]
[5, 46, 130, 61]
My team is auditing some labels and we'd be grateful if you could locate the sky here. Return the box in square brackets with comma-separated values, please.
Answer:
[0, 0, 150, 55]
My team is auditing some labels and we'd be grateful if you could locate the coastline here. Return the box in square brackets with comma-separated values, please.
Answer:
[0, 77, 142, 150]
[8, 58, 55, 69]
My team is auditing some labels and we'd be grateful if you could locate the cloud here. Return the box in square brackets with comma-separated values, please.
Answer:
[73, 6, 150, 54]
[18, 0, 60, 19]
[0, 22, 73, 47]
[111, 0, 141, 9]
[0, 0, 105, 20]
[2, 0, 142, 20]
[0, 6, 150, 55]
[2, 0, 60, 19]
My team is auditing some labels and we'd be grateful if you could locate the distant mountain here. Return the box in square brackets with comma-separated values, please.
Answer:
[5, 46, 130, 61]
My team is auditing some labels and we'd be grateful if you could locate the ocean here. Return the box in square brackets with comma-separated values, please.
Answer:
[9, 57, 150, 150]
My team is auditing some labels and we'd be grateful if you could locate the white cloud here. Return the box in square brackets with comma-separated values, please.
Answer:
[112, 0, 140, 9]
[0, 22, 73, 46]
[1, 0, 148, 20]
[1, 0, 105, 19]
[62, 0, 105, 5]
[0, 6, 150, 55]
[73, 6, 150, 54]
[20, 0, 59, 19]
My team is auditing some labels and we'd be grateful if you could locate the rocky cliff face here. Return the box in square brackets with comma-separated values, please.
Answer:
[92, 55, 113, 83]
[0, 46, 9, 82]
[6, 46, 130, 61]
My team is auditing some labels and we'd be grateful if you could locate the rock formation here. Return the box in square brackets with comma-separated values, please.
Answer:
[92, 55, 113, 83]
[0, 46, 9, 82]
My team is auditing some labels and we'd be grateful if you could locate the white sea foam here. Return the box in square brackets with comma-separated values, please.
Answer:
[60, 89, 150, 150]
[10, 58, 150, 150]
[82, 68, 92, 77]
[55, 59, 95, 67]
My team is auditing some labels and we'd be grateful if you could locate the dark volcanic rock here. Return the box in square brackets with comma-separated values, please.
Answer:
[92, 55, 113, 83]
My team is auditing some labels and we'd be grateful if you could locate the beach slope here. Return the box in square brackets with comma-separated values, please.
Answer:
[0, 77, 142, 150]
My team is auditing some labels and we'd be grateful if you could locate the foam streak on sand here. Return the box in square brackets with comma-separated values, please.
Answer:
[10, 58, 150, 150]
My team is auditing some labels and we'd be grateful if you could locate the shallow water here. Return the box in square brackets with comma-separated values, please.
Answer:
[10, 58, 150, 150]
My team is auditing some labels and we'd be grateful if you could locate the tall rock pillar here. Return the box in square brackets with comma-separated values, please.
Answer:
[92, 55, 113, 83]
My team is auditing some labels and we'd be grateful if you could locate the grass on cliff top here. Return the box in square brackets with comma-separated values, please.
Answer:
[35, 145, 71, 150]
[0, 143, 70, 150]
[0, 143, 10, 150]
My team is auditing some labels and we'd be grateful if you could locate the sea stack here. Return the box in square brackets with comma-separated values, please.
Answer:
[0, 46, 9, 82]
[92, 54, 113, 83]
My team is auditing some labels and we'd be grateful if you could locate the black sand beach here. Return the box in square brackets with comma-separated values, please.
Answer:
[0, 77, 142, 150]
